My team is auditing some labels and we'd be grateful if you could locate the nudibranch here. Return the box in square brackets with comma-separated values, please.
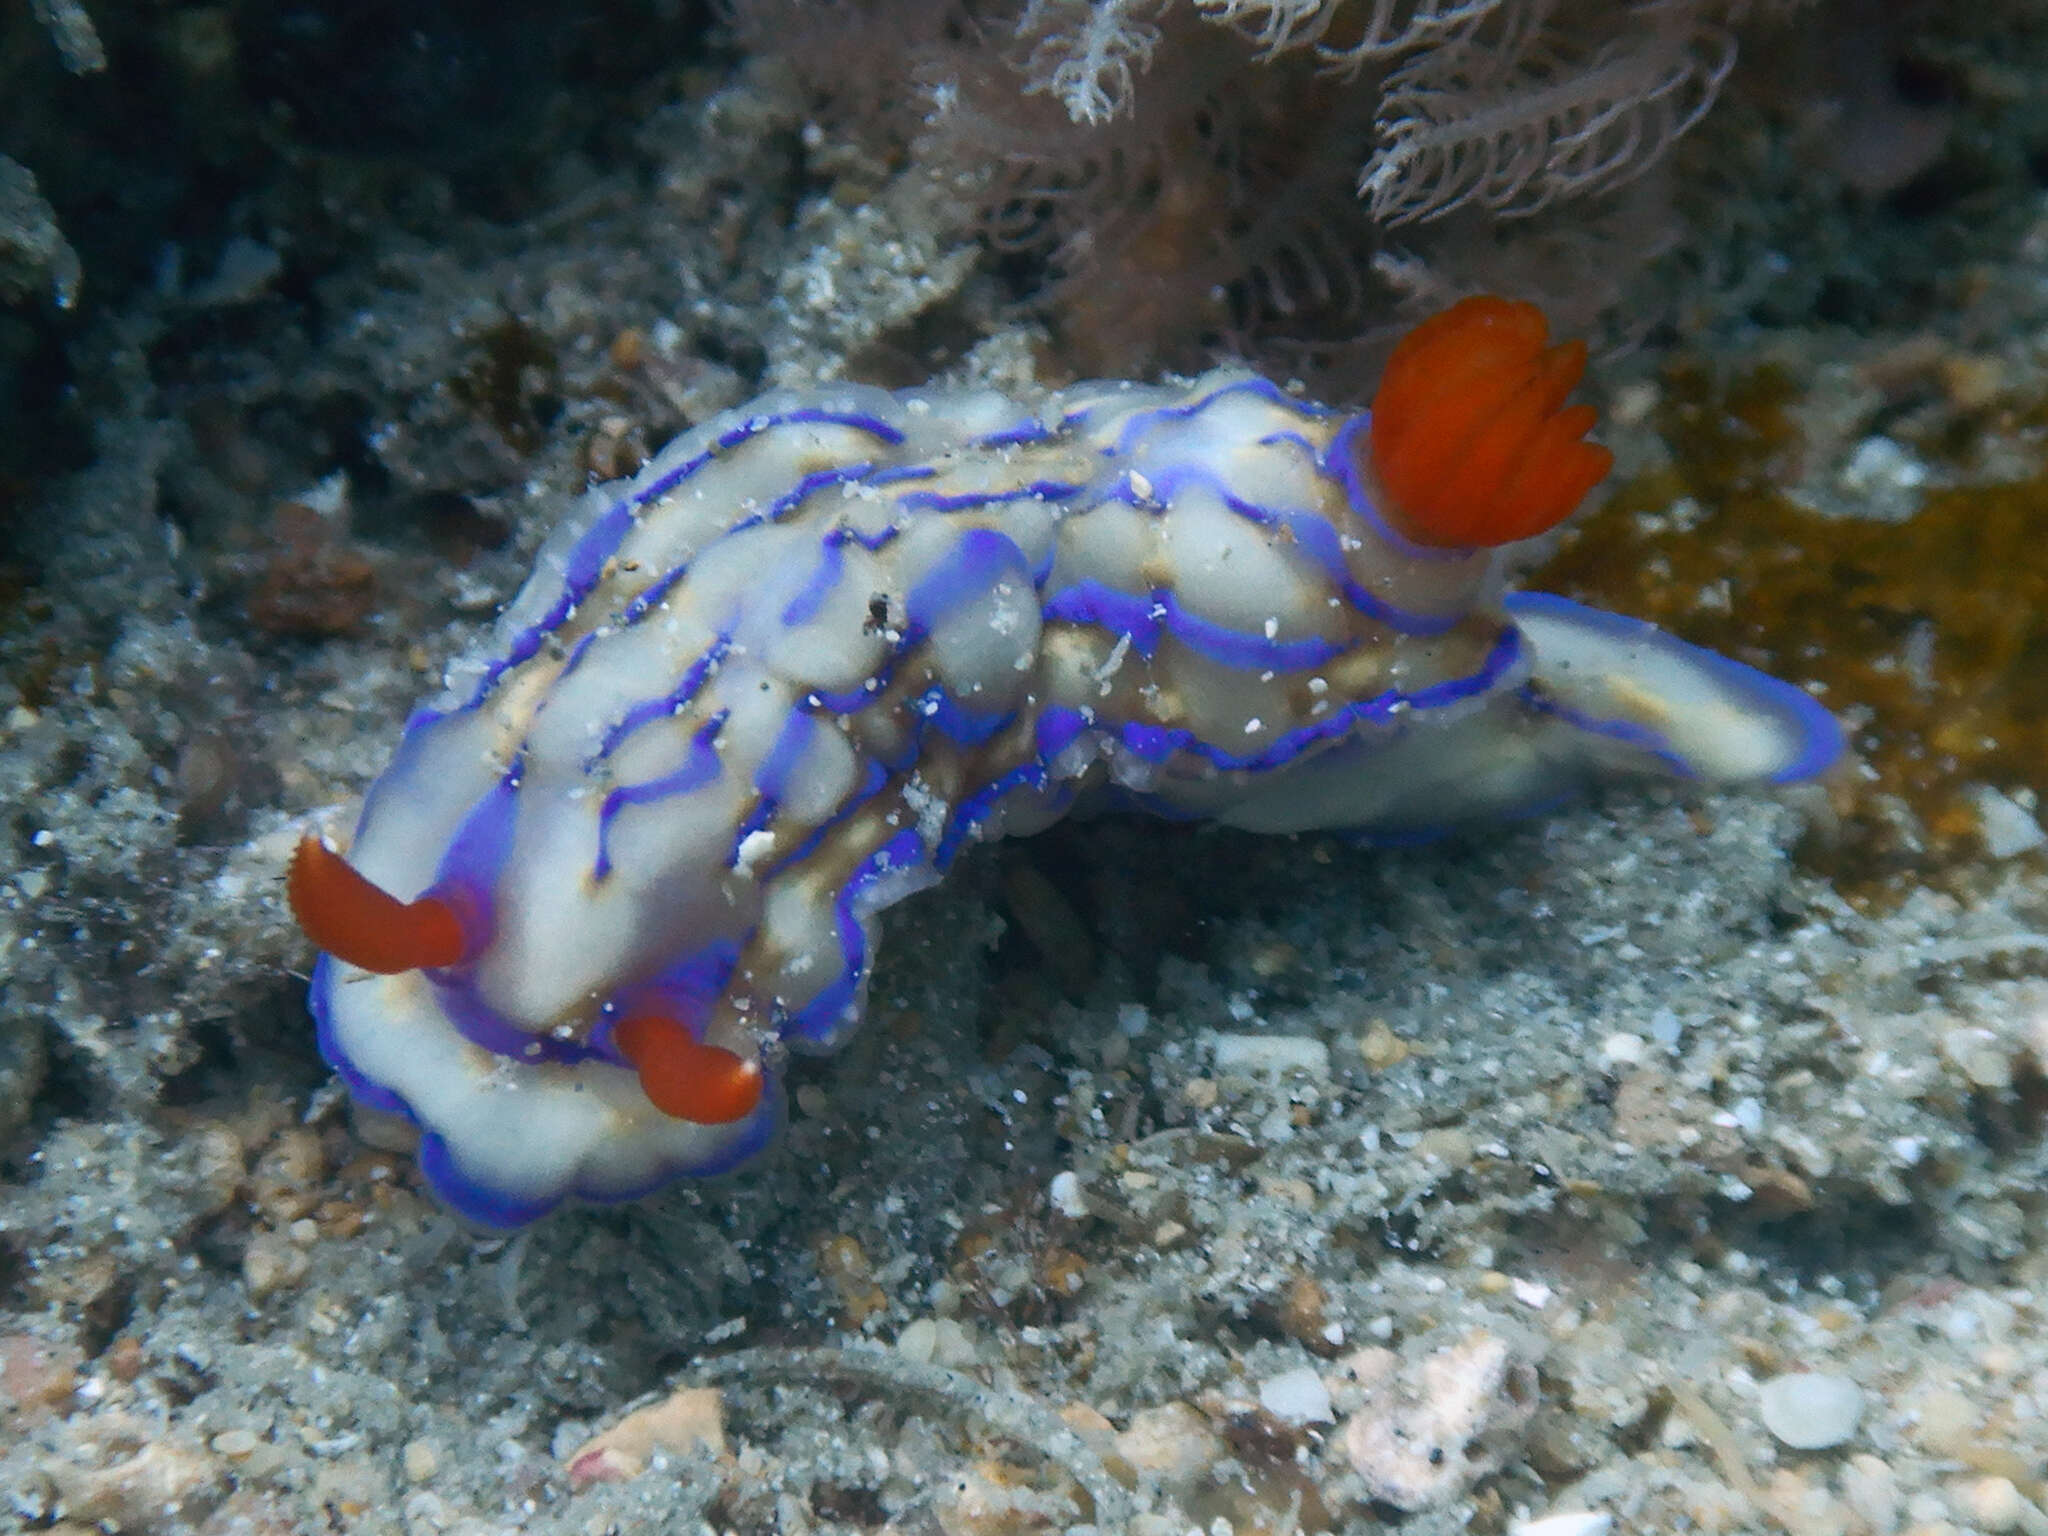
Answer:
[289, 296, 1840, 1226]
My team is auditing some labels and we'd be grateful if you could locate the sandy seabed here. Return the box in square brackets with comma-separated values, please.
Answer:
[6, 30, 2048, 1536]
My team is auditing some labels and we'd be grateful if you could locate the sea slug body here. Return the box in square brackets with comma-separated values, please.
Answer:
[289, 297, 1842, 1227]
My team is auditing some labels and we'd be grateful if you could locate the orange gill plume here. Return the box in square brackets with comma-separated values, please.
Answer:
[1365, 295, 1613, 549]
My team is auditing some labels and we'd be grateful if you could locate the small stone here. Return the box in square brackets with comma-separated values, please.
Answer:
[1339, 1332, 1536, 1511]
[1941, 1025, 2012, 1091]
[1038, 1246, 1086, 1295]
[814, 1233, 887, 1327]
[1743, 1163, 1816, 1216]
[1659, 1412, 1697, 1450]
[1210, 1033, 1330, 1079]
[1359, 1022, 1411, 1070]
[53, 1440, 225, 1527]
[1278, 1274, 1334, 1352]
[1938, 354, 2004, 411]
[564, 1386, 727, 1487]
[1838, 435, 1926, 497]
[1912, 1388, 1979, 1456]
[1509, 1515, 1613, 1536]
[1414, 1127, 1473, 1168]
[188, 1123, 248, 1214]
[1257, 1366, 1333, 1425]
[931, 1318, 979, 1368]
[400, 1491, 452, 1529]
[1336, 1346, 1400, 1392]
[608, 328, 648, 370]
[1609, 380, 1660, 427]
[1255, 1173, 1316, 1206]
[100, 1336, 144, 1384]
[250, 1127, 327, 1223]
[1248, 941, 1298, 977]
[1048, 1170, 1089, 1219]
[1963, 1476, 2033, 1533]
[935, 1458, 1075, 1536]
[402, 1439, 439, 1482]
[1115, 1402, 1221, 1488]
[1840, 1453, 1898, 1534]
[210, 1430, 259, 1460]
[896, 1318, 939, 1364]
[1971, 785, 2046, 858]
[241, 1231, 310, 1301]
[1599, 1032, 1646, 1068]
[1758, 1372, 1863, 1450]
[1764, 1468, 1850, 1534]
[0, 1334, 82, 1421]
[1059, 1403, 1115, 1442]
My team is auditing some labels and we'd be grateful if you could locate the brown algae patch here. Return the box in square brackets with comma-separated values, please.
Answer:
[1538, 356, 2048, 901]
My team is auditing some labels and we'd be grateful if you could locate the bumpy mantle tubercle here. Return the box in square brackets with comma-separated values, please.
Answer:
[288, 297, 1842, 1227]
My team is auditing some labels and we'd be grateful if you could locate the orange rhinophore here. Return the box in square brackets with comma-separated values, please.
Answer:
[612, 1012, 764, 1124]
[1366, 295, 1613, 549]
[287, 835, 470, 975]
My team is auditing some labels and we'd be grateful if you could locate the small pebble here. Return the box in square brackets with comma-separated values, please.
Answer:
[101, 1336, 144, 1384]
[1048, 1170, 1089, 1219]
[930, 1318, 979, 1368]
[1962, 1475, 2038, 1534]
[1115, 1401, 1221, 1487]
[1060, 1402, 1116, 1441]
[1943, 1026, 2013, 1091]
[242, 1232, 311, 1300]
[1509, 1514, 1612, 1536]
[0, 1334, 82, 1418]
[1913, 1388, 1979, 1455]
[1841, 1453, 1898, 1533]
[1257, 1366, 1333, 1425]
[1358, 1021, 1411, 1070]
[896, 1317, 938, 1364]
[1758, 1372, 1863, 1449]
[1838, 435, 1926, 496]
[1608, 379, 1659, 427]
[1938, 353, 2004, 410]
[1209, 1033, 1331, 1079]
[1278, 1274, 1331, 1350]
[564, 1386, 727, 1487]
[53, 1441, 225, 1527]
[1972, 785, 2046, 858]
[1598, 1032, 1645, 1068]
